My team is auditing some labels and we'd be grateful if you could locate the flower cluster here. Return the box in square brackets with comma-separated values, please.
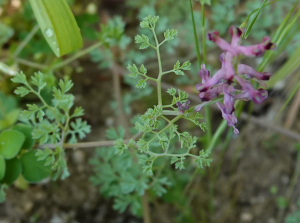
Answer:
[176, 100, 190, 114]
[195, 26, 276, 134]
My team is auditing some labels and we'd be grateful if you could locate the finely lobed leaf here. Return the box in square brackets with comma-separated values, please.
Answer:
[11, 71, 27, 85]
[166, 88, 176, 96]
[31, 72, 46, 90]
[181, 61, 191, 70]
[71, 107, 84, 118]
[14, 87, 31, 97]
[164, 29, 178, 41]
[59, 79, 73, 93]
[136, 79, 147, 89]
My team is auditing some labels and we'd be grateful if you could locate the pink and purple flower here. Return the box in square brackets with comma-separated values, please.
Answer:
[195, 26, 276, 134]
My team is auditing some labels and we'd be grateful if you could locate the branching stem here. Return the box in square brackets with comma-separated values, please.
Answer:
[152, 29, 164, 106]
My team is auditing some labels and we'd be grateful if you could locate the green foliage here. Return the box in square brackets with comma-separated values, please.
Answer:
[195, 150, 213, 168]
[140, 15, 160, 30]
[11, 71, 90, 181]
[243, 0, 269, 39]
[1, 0, 298, 220]
[135, 106, 163, 133]
[20, 150, 52, 183]
[128, 64, 147, 78]
[0, 92, 20, 131]
[123, 15, 212, 179]
[184, 113, 208, 131]
[166, 88, 189, 106]
[151, 177, 172, 197]
[0, 185, 7, 203]
[277, 196, 288, 209]
[285, 198, 300, 223]
[0, 22, 14, 46]
[29, 0, 83, 57]
[0, 130, 25, 159]
[173, 60, 191, 75]
[68, 118, 91, 143]
[198, 0, 211, 5]
[89, 145, 148, 216]
[171, 156, 186, 170]
[135, 34, 151, 49]
[164, 29, 178, 41]
[1, 158, 22, 185]
[98, 16, 131, 49]
[0, 155, 5, 180]
[35, 146, 69, 180]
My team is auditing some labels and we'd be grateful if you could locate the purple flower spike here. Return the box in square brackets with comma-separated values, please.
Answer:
[238, 64, 271, 80]
[199, 64, 210, 83]
[195, 102, 208, 112]
[229, 26, 243, 46]
[198, 84, 224, 101]
[237, 36, 277, 57]
[195, 26, 275, 134]
[217, 101, 239, 134]
[176, 100, 190, 114]
[196, 69, 225, 92]
[235, 75, 268, 103]
[207, 31, 239, 55]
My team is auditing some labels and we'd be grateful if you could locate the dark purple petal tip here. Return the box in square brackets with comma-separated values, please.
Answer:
[229, 26, 243, 37]
[207, 31, 219, 41]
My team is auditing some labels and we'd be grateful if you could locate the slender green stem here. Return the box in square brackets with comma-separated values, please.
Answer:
[15, 58, 47, 70]
[16, 41, 103, 71]
[50, 41, 102, 71]
[204, 107, 212, 142]
[152, 29, 163, 106]
[206, 100, 243, 152]
[257, 1, 300, 72]
[27, 85, 65, 130]
[189, 0, 201, 68]
[241, 0, 279, 28]
[147, 115, 182, 145]
[206, 120, 227, 153]
[161, 70, 175, 75]
[13, 24, 39, 58]
[162, 110, 180, 116]
[201, 4, 207, 65]
[208, 129, 233, 215]
[190, 98, 223, 110]
[160, 115, 172, 123]
[243, 0, 269, 39]
[145, 77, 158, 82]
[200, 2, 212, 143]
[162, 105, 175, 109]
[148, 151, 198, 158]
[276, 150, 300, 223]
[39, 132, 143, 149]
[148, 44, 157, 49]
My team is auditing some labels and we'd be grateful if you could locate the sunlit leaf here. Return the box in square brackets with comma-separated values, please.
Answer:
[29, 0, 83, 57]
[0, 130, 25, 159]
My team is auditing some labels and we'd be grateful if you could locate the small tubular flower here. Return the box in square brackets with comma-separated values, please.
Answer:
[238, 64, 271, 80]
[195, 26, 276, 134]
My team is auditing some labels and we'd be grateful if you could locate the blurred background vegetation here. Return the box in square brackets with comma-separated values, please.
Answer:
[1, 0, 300, 222]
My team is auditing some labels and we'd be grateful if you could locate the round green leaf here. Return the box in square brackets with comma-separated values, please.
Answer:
[12, 124, 35, 150]
[0, 130, 25, 159]
[29, 0, 83, 57]
[0, 155, 5, 180]
[21, 150, 51, 183]
[1, 158, 22, 185]
[0, 109, 20, 131]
